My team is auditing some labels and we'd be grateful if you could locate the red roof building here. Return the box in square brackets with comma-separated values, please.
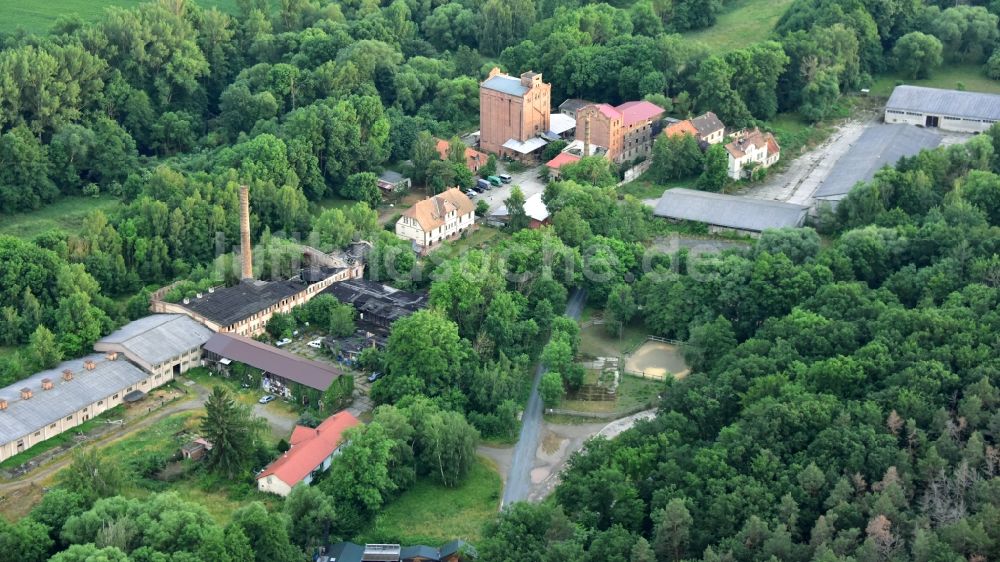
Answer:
[545, 151, 582, 179]
[435, 138, 489, 172]
[257, 411, 360, 496]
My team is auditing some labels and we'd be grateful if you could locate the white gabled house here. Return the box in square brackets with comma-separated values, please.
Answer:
[395, 188, 476, 253]
[725, 128, 780, 180]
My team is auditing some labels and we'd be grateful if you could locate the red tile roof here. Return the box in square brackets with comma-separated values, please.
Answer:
[257, 411, 360, 486]
[593, 103, 622, 120]
[663, 120, 699, 138]
[435, 138, 488, 172]
[615, 100, 665, 126]
[546, 152, 581, 170]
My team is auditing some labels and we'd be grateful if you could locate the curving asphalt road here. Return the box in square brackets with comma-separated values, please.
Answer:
[501, 288, 586, 508]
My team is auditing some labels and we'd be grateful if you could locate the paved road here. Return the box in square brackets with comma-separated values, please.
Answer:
[501, 288, 586, 508]
[470, 163, 548, 215]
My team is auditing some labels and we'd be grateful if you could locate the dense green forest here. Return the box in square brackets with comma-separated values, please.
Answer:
[478, 134, 1000, 560]
[2, 0, 1000, 559]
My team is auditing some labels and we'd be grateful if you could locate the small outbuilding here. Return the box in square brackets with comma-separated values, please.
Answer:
[884, 85, 1000, 133]
[377, 170, 411, 193]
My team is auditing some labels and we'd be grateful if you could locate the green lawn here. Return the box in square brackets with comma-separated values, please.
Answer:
[0, 195, 120, 240]
[871, 63, 1000, 97]
[561, 374, 663, 415]
[684, 0, 795, 51]
[356, 457, 502, 546]
[0, 0, 240, 33]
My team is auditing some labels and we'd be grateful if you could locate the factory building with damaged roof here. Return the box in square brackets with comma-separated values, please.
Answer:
[653, 188, 808, 236]
[151, 185, 366, 337]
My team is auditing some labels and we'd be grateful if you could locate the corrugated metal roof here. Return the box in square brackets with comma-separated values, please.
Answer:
[815, 124, 942, 200]
[502, 137, 547, 153]
[0, 354, 149, 444]
[548, 113, 576, 135]
[203, 333, 342, 391]
[96, 315, 213, 366]
[481, 75, 528, 97]
[179, 279, 305, 327]
[886, 85, 1000, 121]
[653, 188, 808, 232]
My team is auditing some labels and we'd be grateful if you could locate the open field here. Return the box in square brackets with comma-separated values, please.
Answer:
[684, 0, 794, 51]
[0, 195, 121, 240]
[0, 0, 239, 33]
[871, 63, 1000, 97]
[356, 456, 501, 546]
[560, 375, 663, 415]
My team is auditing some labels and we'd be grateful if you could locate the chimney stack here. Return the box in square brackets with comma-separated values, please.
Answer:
[20, 388, 32, 400]
[583, 113, 591, 157]
[41, 378, 53, 391]
[239, 185, 254, 281]
[84, 360, 96, 371]
[0, 399, 7, 411]
[62, 369, 74, 381]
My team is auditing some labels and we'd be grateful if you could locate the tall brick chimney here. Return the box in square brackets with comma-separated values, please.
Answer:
[239, 185, 254, 281]
[583, 113, 591, 157]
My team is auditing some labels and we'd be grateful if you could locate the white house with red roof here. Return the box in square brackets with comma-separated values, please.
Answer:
[257, 410, 360, 497]
[724, 128, 781, 180]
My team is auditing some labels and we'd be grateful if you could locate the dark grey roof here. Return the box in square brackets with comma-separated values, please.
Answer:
[886, 85, 1000, 121]
[558, 98, 593, 114]
[0, 354, 149, 444]
[691, 112, 724, 135]
[815, 124, 942, 201]
[400, 545, 440, 560]
[322, 279, 427, 326]
[203, 333, 342, 391]
[653, 188, 808, 232]
[179, 279, 304, 327]
[96, 315, 213, 366]
[321, 542, 364, 562]
[380, 170, 406, 183]
[481, 75, 528, 97]
[439, 540, 475, 559]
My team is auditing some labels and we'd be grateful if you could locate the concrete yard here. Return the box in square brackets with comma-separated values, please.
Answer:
[740, 118, 973, 207]
[471, 163, 547, 215]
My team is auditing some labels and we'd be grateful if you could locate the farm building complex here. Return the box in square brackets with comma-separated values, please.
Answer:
[653, 188, 808, 235]
[884, 85, 1000, 133]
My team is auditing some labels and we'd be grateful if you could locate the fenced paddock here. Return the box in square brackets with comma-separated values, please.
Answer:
[624, 339, 689, 381]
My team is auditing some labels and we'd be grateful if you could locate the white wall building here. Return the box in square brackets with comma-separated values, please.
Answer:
[884, 85, 1000, 133]
[395, 188, 476, 252]
[725, 128, 781, 180]
[0, 353, 170, 462]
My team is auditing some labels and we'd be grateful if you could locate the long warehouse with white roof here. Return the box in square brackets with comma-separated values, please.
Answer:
[884, 85, 1000, 133]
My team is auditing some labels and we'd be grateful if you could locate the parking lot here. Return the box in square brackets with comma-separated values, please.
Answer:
[469, 163, 548, 215]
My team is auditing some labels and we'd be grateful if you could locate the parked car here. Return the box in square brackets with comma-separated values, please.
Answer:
[499, 173, 512, 183]
[367, 372, 382, 383]
[275, 338, 292, 347]
[476, 178, 491, 191]
[307, 338, 323, 349]
[487, 175, 503, 186]
[465, 189, 478, 198]
[258, 394, 276, 404]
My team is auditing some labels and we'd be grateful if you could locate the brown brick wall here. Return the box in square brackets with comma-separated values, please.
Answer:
[479, 71, 551, 155]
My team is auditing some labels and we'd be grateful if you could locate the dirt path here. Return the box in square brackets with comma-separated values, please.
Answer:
[737, 115, 877, 205]
[481, 408, 658, 506]
[0, 381, 209, 495]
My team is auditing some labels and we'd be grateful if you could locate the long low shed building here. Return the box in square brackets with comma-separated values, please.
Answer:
[203, 333, 342, 394]
[653, 188, 809, 235]
[814, 124, 942, 204]
[0, 353, 168, 462]
[884, 85, 1000, 133]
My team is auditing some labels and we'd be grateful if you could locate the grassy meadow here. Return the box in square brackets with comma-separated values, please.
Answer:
[871, 63, 1000, 96]
[356, 457, 502, 546]
[0, 195, 120, 240]
[0, 0, 240, 33]
[684, 0, 795, 51]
